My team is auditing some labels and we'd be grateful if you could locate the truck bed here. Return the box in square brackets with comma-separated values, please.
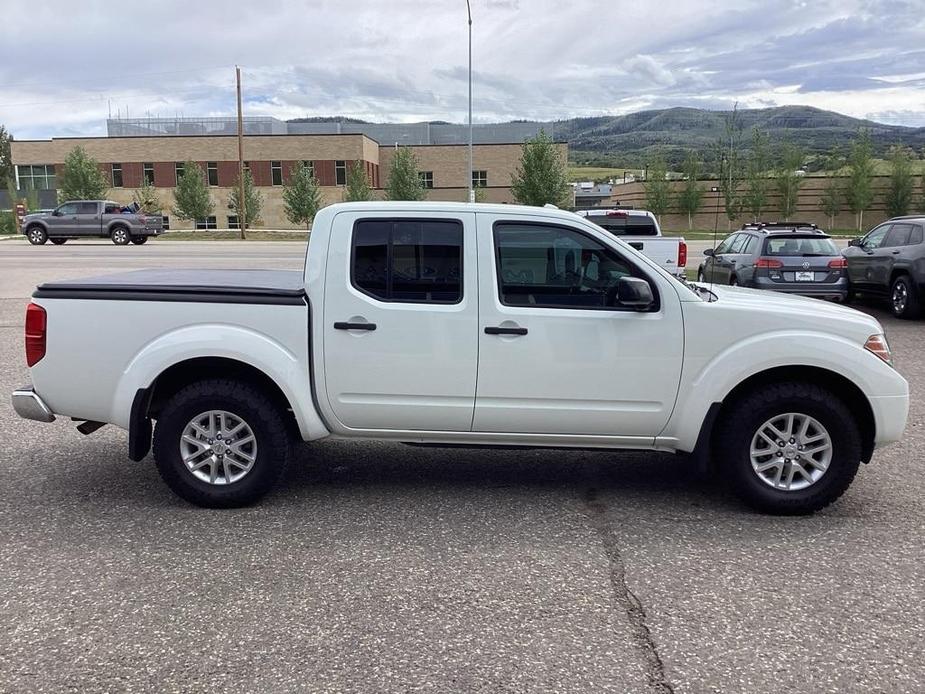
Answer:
[33, 269, 306, 305]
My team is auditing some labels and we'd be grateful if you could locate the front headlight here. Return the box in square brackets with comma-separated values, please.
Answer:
[864, 334, 893, 367]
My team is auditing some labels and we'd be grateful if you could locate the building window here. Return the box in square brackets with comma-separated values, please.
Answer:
[419, 171, 434, 189]
[143, 163, 155, 186]
[244, 161, 251, 174]
[302, 160, 314, 177]
[111, 163, 123, 188]
[16, 164, 56, 190]
[351, 219, 463, 304]
[161, 216, 170, 230]
[335, 160, 347, 186]
[175, 162, 185, 185]
[195, 216, 217, 230]
[472, 170, 488, 188]
[227, 215, 240, 229]
[271, 161, 283, 186]
[207, 162, 218, 186]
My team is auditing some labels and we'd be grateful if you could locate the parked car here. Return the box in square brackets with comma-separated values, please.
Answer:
[697, 222, 848, 301]
[12, 202, 907, 515]
[21, 200, 163, 246]
[842, 215, 925, 319]
[575, 208, 687, 278]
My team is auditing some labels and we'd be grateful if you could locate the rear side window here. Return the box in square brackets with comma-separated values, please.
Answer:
[352, 219, 463, 304]
[590, 214, 658, 236]
[884, 224, 914, 247]
[911, 226, 924, 245]
[763, 236, 838, 256]
[729, 235, 750, 253]
[77, 202, 98, 214]
[742, 235, 759, 254]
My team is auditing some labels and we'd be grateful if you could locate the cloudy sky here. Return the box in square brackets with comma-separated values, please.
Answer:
[2, 0, 924, 139]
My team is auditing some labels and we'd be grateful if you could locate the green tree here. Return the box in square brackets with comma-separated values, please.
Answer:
[820, 179, 843, 230]
[171, 161, 214, 223]
[742, 127, 770, 222]
[2, 176, 17, 234]
[845, 130, 876, 232]
[0, 125, 12, 187]
[716, 104, 744, 227]
[774, 142, 804, 221]
[510, 129, 571, 207]
[229, 170, 263, 229]
[283, 161, 323, 229]
[344, 160, 373, 201]
[643, 153, 672, 225]
[386, 147, 425, 201]
[57, 146, 108, 201]
[677, 151, 704, 230]
[132, 179, 162, 214]
[885, 145, 915, 218]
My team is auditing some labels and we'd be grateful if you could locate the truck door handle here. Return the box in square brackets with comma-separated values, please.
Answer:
[484, 326, 528, 336]
[334, 321, 376, 331]
[892, 250, 901, 255]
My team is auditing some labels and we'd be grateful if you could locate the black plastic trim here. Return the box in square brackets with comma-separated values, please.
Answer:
[128, 387, 154, 461]
[33, 287, 307, 305]
[334, 321, 376, 330]
[484, 326, 528, 335]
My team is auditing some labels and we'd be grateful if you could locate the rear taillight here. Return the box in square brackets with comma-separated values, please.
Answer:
[827, 257, 848, 269]
[755, 258, 783, 269]
[25, 303, 46, 367]
[677, 240, 687, 269]
[606, 210, 628, 218]
[137, 215, 147, 224]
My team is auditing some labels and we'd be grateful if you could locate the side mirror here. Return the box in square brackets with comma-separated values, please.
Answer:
[616, 277, 654, 310]
[848, 238, 861, 247]
[703, 248, 714, 257]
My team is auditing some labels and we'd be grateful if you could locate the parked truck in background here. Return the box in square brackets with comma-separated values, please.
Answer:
[22, 200, 163, 245]
[12, 202, 908, 515]
[576, 208, 687, 277]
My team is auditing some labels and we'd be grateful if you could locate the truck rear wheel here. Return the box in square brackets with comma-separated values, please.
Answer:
[131, 236, 148, 245]
[152, 379, 290, 508]
[716, 381, 861, 515]
[50, 238, 67, 245]
[27, 226, 48, 245]
[111, 226, 130, 245]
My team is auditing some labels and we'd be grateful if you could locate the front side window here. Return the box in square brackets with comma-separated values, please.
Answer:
[271, 161, 283, 186]
[472, 170, 487, 188]
[352, 219, 463, 303]
[714, 234, 739, 254]
[56, 203, 78, 215]
[419, 171, 434, 189]
[207, 162, 218, 186]
[862, 225, 890, 250]
[111, 163, 123, 188]
[335, 160, 347, 186]
[493, 222, 649, 310]
[143, 163, 155, 186]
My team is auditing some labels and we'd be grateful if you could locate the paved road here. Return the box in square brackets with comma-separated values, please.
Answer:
[0, 241, 923, 693]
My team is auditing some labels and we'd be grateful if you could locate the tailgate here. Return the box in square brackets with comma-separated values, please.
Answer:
[623, 237, 682, 274]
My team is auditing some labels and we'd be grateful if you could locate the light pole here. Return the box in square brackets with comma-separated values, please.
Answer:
[466, 0, 474, 203]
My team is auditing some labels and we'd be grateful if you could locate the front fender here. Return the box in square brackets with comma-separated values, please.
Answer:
[111, 323, 328, 441]
[661, 330, 905, 451]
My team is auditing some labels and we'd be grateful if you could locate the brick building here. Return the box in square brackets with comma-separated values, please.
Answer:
[9, 118, 568, 230]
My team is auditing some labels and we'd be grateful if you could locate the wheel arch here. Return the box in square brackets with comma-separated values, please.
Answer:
[711, 365, 875, 463]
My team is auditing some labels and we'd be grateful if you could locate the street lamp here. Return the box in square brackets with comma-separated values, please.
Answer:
[466, 0, 474, 203]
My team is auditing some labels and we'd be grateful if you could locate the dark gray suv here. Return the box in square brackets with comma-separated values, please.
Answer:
[843, 215, 925, 319]
[697, 223, 848, 301]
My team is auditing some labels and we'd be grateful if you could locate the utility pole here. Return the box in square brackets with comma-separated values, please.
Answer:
[236, 66, 247, 240]
[466, 0, 474, 203]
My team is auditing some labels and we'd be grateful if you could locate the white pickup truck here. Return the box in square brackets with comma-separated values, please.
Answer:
[12, 202, 908, 514]
[576, 208, 686, 277]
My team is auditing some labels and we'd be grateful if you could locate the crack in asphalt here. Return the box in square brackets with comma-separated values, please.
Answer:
[583, 488, 675, 694]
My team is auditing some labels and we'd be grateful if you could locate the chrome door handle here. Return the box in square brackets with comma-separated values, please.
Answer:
[485, 326, 527, 336]
[334, 322, 376, 331]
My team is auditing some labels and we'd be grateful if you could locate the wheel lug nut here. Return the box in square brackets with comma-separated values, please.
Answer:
[208, 439, 213, 444]
[798, 445, 804, 450]
[217, 434, 222, 440]
[778, 441, 785, 447]
[789, 438, 795, 444]
[777, 451, 783, 457]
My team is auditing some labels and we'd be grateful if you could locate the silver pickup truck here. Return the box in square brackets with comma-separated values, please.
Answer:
[22, 200, 164, 246]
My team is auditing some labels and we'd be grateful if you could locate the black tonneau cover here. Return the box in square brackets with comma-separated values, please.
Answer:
[33, 269, 306, 305]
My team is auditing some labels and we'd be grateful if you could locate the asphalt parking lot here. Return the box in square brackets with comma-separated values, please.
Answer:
[0, 239, 923, 693]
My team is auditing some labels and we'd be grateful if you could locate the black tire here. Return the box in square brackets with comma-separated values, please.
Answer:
[131, 236, 148, 245]
[26, 225, 47, 245]
[845, 288, 857, 304]
[716, 382, 861, 515]
[696, 268, 705, 283]
[152, 379, 291, 508]
[50, 238, 67, 245]
[111, 225, 130, 245]
[730, 275, 738, 287]
[890, 275, 921, 319]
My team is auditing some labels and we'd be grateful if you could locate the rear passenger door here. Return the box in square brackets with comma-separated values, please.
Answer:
[75, 202, 101, 236]
[321, 212, 478, 432]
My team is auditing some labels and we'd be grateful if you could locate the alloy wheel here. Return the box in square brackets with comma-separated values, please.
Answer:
[179, 410, 257, 485]
[749, 412, 832, 491]
[892, 281, 908, 315]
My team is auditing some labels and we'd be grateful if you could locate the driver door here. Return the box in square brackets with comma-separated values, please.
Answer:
[845, 224, 890, 291]
[46, 203, 79, 235]
[473, 215, 684, 438]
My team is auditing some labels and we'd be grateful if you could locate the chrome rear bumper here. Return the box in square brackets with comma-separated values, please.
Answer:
[11, 386, 56, 423]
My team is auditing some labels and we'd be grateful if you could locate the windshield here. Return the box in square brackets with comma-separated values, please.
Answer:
[763, 236, 838, 256]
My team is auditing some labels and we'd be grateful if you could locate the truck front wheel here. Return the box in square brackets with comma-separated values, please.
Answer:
[27, 226, 48, 245]
[716, 382, 861, 515]
[152, 379, 291, 508]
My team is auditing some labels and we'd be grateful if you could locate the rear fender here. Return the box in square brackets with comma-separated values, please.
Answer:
[112, 323, 328, 441]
